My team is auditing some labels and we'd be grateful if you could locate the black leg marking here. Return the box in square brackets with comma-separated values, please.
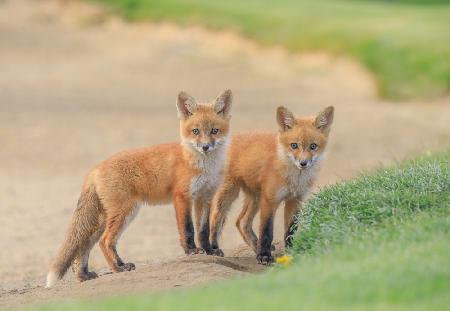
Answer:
[184, 216, 198, 254]
[257, 215, 274, 265]
[210, 217, 225, 256]
[199, 217, 212, 254]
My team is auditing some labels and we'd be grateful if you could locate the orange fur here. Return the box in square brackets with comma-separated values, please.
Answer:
[209, 106, 334, 264]
[46, 90, 233, 287]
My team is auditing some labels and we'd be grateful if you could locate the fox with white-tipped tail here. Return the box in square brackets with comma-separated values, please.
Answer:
[46, 90, 233, 287]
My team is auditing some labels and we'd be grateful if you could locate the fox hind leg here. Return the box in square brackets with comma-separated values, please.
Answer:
[209, 180, 240, 256]
[236, 194, 259, 253]
[72, 220, 105, 282]
[73, 252, 97, 282]
[99, 203, 138, 273]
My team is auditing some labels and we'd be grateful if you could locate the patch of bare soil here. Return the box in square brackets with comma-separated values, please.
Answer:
[0, 0, 449, 308]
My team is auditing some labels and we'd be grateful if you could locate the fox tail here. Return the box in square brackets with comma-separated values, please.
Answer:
[45, 185, 102, 288]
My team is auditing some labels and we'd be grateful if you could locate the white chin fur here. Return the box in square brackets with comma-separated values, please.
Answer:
[182, 138, 227, 156]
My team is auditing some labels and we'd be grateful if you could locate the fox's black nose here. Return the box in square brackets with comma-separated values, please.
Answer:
[300, 160, 308, 167]
[202, 145, 210, 152]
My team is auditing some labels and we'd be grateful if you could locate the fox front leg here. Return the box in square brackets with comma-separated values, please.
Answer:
[174, 193, 203, 254]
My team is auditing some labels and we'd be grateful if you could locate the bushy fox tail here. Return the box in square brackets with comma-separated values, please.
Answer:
[46, 185, 102, 288]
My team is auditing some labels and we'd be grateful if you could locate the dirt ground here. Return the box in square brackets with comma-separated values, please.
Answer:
[0, 0, 449, 308]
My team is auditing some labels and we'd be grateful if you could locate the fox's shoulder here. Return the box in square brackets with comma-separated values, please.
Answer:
[226, 131, 279, 177]
[231, 131, 277, 149]
[231, 130, 277, 142]
[228, 131, 278, 166]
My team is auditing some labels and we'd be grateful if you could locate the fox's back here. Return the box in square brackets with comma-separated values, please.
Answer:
[227, 132, 279, 190]
[88, 142, 183, 204]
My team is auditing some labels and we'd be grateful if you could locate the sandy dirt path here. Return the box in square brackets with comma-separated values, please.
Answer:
[0, 0, 449, 308]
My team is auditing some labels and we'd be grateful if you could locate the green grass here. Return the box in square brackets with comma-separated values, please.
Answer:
[292, 149, 450, 255]
[90, 0, 450, 100]
[24, 151, 450, 310]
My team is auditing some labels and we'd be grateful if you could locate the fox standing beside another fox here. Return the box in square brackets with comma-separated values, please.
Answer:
[46, 90, 233, 287]
[209, 106, 334, 264]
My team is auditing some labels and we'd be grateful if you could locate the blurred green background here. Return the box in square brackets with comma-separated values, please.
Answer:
[93, 0, 450, 100]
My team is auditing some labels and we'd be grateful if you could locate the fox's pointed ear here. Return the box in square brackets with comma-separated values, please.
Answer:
[315, 106, 334, 132]
[277, 106, 295, 131]
[177, 91, 197, 119]
[214, 89, 232, 118]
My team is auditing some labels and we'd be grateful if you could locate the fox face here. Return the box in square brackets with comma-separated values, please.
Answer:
[177, 90, 232, 155]
[277, 106, 334, 170]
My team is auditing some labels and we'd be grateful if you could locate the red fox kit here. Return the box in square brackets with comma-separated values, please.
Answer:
[209, 106, 334, 264]
[46, 90, 233, 287]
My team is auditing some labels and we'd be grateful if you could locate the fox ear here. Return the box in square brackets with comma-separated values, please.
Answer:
[277, 106, 295, 131]
[214, 89, 232, 118]
[315, 106, 334, 132]
[176, 91, 197, 119]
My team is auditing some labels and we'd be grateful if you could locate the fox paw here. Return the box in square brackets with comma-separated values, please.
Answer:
[202, 247, 213, 255]
[210, 248, 224, 257]
[257, 254, 274, 265]
[186, 248, 205, 255]
[116, 262, 135, 272]
[77, 271, 98, 282]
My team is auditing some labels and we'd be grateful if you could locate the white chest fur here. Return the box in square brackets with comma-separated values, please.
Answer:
[189, 149, 226, 200]
[276, 165, 317, 203]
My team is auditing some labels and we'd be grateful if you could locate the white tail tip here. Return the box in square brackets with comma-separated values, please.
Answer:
[45, 271, 59, 288]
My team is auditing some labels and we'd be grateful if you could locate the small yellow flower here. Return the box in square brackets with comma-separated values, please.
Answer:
[275, 255, 293, 267]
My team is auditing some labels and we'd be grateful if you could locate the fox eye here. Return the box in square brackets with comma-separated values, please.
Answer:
[211, 128, 219, 135]
[192, 129, 200, 135]
[310, 143, 318, 150]
[290, 143, 299, 149]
